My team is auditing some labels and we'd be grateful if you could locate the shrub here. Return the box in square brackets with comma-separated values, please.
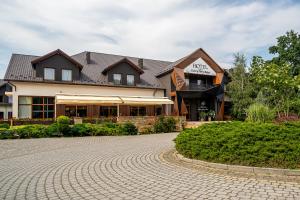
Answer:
[246, 103, 275, 122]
[175, 121, 300, 169]
[0, 123, 10, 129]
[46, 123, 63, 137]
[13, 125, 48, 138]
[0, 128, 17, 139]
[70, 123, 94, 137]
[153, 116, 177, 133]
[121, 122, 138, 135]
[56, 116, 71, 136]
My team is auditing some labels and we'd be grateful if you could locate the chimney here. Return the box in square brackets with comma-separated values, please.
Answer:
[86, 51, 91, 64]
[138, 58, 143, 69]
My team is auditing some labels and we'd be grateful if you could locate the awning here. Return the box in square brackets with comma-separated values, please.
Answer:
[56, 95, 122, 105]
[121, 97, 173, 105]
[56, 94, 173, 105]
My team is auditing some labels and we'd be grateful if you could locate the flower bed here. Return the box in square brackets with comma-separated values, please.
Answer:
[175, 121, 300, 169]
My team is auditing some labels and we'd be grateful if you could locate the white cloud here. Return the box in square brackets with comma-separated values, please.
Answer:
[0, 0, 299, 75]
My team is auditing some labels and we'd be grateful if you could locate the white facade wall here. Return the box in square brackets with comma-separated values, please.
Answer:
[0, 105, 12, 120]
[10, 81, 165, 118]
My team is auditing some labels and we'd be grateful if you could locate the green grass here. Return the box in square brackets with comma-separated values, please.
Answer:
[175, 121, 300, 169]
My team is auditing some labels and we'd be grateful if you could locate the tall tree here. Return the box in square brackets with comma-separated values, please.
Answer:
[269, 30, 300, 75]
[227, 53, 255, 120]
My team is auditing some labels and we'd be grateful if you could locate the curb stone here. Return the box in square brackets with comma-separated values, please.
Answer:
[161, 149, 300, 183]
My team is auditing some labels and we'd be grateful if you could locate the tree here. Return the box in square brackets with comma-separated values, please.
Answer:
[269, 30, 300, 75]
[251, 61, 299, 117]
[227, 53, 256, 120]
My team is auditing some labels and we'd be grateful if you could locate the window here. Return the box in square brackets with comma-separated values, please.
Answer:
[127, 75, 134, 86]
[197, 79, 202, 85]
[62, 69, 72, 81]
[185, 78, 189, 86]
[44, 68, 55, 80]
[32, 97, 55, 119]
[18, 96, 32, 118]
[100, 106, 117, 117]
[65, 105, 87, 117]
[8, 96, 12, 104]
[0, 96, 3, 103]
[0, 112, 3, 120]
[155, 106, 162, 116]
[130, 106, 146, 116]
[8, 112, 12, 119]
[113, 74, 122, 85]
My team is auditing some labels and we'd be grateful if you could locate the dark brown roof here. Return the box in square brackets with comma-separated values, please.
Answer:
[5, 50, 171, 89]
[102, 57, 144, 75]
[4, 48, 224, 88]
[31, 49, 83, 70]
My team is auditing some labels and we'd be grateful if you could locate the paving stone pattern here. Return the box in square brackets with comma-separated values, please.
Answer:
[0, 133, 300, 200]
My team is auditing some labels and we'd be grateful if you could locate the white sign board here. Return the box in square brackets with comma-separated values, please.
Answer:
[184, 58, 216, 76]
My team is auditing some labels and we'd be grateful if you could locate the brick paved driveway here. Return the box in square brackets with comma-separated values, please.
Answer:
[0, 133, 300, 200]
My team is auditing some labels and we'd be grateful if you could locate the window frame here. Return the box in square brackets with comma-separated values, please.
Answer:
[126, 74, 135, 86]
[62, 69, 72, 81]
[32, 97, 55, 119]
[44, 68, 55, 80]
[113, 73, 122, 85]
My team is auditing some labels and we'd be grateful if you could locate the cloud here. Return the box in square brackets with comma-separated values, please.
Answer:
[0, 0, 299, 74]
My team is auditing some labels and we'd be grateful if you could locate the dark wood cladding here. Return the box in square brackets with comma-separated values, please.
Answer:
[107, 62, 141, 85]
[35, 54, 80, 81]
[56, 104, 65, 117]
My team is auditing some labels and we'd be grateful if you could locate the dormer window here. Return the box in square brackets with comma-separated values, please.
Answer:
[62, 69, 72, 81]
[44, 68, 55, 80]
[127, 75, 134, 86]
[113, 74, 122, 85]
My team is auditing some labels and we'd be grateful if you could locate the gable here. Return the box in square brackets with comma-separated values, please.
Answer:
[102, 58, 144, 75]
[183, 57, 216, 76]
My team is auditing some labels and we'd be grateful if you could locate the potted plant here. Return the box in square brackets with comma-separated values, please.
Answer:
[208, 110, 216, 121]
[199, 112, 207, 121]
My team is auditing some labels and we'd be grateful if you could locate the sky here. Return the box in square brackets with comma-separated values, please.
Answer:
[0, 0, 300, 77]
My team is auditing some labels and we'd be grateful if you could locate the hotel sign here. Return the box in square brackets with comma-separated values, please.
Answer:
[184, 58, 216, 76]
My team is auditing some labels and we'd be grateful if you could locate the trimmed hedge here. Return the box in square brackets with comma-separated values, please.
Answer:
[175, 121, 300, 169]
[0, 121, 138, 139]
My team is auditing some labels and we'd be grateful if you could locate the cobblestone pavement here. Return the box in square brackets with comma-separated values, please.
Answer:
[0, 133, 300, 200]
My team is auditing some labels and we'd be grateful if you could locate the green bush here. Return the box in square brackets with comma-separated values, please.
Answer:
[11, 125, 48, 138]
[70, 123, 94, 137]
[0, 128, 17, 139]
[46, 123, 63, 137]
[175, 121, 300, 169]
[56, 116, 71, 136]
[246, 103, 275, 122]
[0, 123, 10, 129]
[153, 116, 176, 133]
[121, 122, 138, 135]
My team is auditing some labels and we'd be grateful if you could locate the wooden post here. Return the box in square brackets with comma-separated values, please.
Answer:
[117, 104, 120, 122]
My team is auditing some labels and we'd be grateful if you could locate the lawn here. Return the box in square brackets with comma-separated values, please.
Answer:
[175, 121, 300, 169]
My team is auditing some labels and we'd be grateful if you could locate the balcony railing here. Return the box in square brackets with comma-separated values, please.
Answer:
[181, 83, 214, 91]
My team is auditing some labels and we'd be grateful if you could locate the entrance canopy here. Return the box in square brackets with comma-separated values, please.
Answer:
[56, 94, 173, 105]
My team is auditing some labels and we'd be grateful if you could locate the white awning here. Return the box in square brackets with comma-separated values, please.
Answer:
[56, 95, 122, 105]
[121, 97, 173, 105]
[56, 94, 173, 105]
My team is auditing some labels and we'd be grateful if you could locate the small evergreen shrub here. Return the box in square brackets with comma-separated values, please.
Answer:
[70, 123, 94, 137]
[56, 116, 71, 136]
[121, 122, 138, 135]
[246, 103, 275, 122]
[153, 116, 176, 133]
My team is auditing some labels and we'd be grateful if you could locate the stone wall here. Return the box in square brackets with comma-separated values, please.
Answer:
[118, 116, 186, 132]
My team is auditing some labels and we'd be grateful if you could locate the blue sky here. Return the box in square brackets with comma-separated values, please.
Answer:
[0, 0, 300, 77]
